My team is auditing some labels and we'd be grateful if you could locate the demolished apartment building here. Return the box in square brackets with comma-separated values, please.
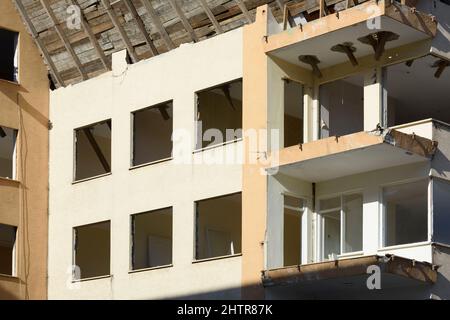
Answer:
[1, 0, 450, 299]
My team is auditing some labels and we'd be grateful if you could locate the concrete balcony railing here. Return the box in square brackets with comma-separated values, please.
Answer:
[391, 119, 435, 140]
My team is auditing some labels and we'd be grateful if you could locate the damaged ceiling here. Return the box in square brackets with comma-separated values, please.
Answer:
[12, 0, 355, 88]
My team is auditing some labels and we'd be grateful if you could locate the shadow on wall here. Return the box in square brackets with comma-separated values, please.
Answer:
[0, 79, 28, 96]
[0, 277, 21, 300]
[17, 94, 49, 129]
[0, 82, 48, 130]
[431, 245, 450, 300]
[172, 286, 243, 300]
[165, 244, 450, 300]
[162, 280, 445, 300]
[171, 282, 267, 300]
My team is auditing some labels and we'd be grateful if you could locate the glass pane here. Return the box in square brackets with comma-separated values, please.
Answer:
[384, 180, 428, 247]
[284, 195, 304, 210]
[323, 210, 340, 259]
[343, 194, 363, 253]
[320, 197, 340, 211]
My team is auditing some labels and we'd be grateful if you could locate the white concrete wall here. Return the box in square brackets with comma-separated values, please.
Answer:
[48, 29, 243, 299]
[320, 77, 364, 137]
[392, 119, 434, 140]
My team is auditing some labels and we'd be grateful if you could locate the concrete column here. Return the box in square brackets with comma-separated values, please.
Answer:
[266, 176, 283, 269]
[362, 185, 380, 255]
[301, 204, 311, 264]
[363, 67, 386, 131]
[312, 81, 320, 141]
[242, 5, 271, 299]
[303, 85, 314, 143]
[112, 49, 128, 76]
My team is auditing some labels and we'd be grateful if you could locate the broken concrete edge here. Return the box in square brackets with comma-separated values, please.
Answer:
[265, 0, 385, 52]
[264, 0, 437, 54]
[112, 49, 130, 77]
[382, 128, 438, 159]
[385, 1, 438, 37]
[265, 127, 437, 172]
[261, 254, 438, 288]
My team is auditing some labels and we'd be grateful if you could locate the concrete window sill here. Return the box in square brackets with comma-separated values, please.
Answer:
[72, 172, 112, 185]
[72, 274, 112, 283]
[0, 177, 20, 185]
[0, 79, 20, 87]
[338, 251, 364, 259]
[0, 274, 19, 281]
[193, 138, 243, 154]
[129, 157, 173, 171]
[378, 241, 431, 252]
[192, 253, 242, 264]
[128, 264, 173, 274]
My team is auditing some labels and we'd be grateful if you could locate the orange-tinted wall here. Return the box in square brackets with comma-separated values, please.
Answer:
[0, 0, 49, 300]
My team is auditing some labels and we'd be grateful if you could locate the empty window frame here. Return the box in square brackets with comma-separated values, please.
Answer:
[195, 193, 242, 260]
[0, 224, 17, 276]
[385, 55, 450, 126]
[196, 79, 243, 149]
[0, 28, 19, 82]
[131, 207, 173, 270]
[74, 120, 111, 181]
[382, 180, 429, 247]
[319, 194, 363, 260]
[283, 195, 304, 266]
[73, 221, 110, 280]
[319, 74, 364, 138]
[283, 79, 304, 147]
[0, 126, 17, 179]
[132, 101, 173, 166]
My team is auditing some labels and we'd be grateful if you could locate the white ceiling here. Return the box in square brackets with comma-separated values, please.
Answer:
[269, 16, 431, 69]
[274, 143, 428, 182]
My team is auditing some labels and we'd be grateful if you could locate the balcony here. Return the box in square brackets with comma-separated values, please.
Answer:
[265, 0, 437, 72]
[263, 120, 450, 297]
[268, 126, 436, 181]
[262, 255, 437, 299]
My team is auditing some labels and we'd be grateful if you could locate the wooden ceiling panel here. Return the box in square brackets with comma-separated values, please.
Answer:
[12, 0, 332, 87]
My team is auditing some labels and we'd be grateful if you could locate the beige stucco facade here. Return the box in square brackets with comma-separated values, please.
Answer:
[0, 0, 49, 300]
[48, 29, 243, 299]
[2, 0, 448, 300]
